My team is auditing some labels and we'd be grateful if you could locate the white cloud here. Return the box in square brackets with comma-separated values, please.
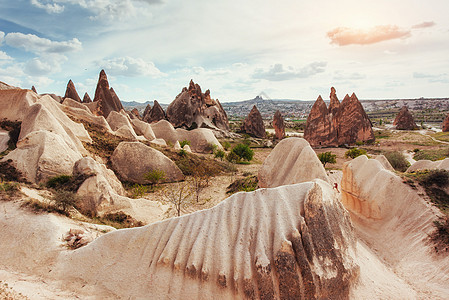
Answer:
[412, 21, 436, 29]
[327, 25, 411, 46]
[31, 0, 64, 14]
[5, 32, 82, 54]
[334, 71, 366, 81]
[413, 72, 448, 83]
[24, 54, 68, 76]
[0, 31, 4, 44]
[0, 51, 12, 61]
[99, 56, 165, 77]
[252, 62, 327, 81]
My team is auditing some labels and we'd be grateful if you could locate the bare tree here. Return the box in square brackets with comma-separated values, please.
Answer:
[162, 182, 192, 217]
[189, 166, 211, 203]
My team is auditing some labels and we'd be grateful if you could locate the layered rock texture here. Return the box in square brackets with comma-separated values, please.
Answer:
[143, 100, 166, 123]
[304, 88, 374, 147]
[240, 105, 266, 138]
[90, 70, 124, 117]
[55, 180, 359, 299]
[63, 80, 82, 103]
[406, 157, 449, 172]
[272, 110, 285, 139]
[258, 138, 328, 188]
[393, 106, 418, 130]
[166, 80, 229, 131]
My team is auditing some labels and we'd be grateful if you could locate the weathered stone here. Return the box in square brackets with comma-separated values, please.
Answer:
[143, 100, 165, 123]
[31, 86, 37, 93]
[272, 110, 285, 140]
[393, 106, 418, 130]
[304, 96, 335, 147]
[130, 108, 141, 119]
[82, 92, 92, 103]
[166, 80, 229, 131]
[92, 70, 124, 117]
[240, 105, 266, 138]
[0, 89, 39, 121]
[64, 80, 82, 102]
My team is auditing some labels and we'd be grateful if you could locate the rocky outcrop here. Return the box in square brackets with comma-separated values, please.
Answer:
[240, 105, 266, 138]
[0, 129, 10, 153]
[130, 118, 156, 141]
[442, 113, 449, 132]
[63, 80, 82, 102]
[258, 138, 328, 188]
[304, 88, 374, 146]
[55, 180, 359, 299]
[130, 108, 140, 119]
[110, 142, 184, 184]
[82, 92, 92, 103]
[92, 70, 124, 117]
[393, 106, 418, 130]
[166, 80, 229, 131]
[143, 100, 165, 123]
[272, 110, 285, 139]
[0, 89, 39, 121]
[406, 158, 449, 172]
[31, 86, 37, 93]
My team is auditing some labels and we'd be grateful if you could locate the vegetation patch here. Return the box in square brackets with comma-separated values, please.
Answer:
[431, 217, 449, 253]
[227, 176, 258, 195]
[0, 119, 21, 151]
[0, 181, 21, 200]
[317, 152, 336, 167]
[384, 151, 410, 172]
[0, 159, 28, 183]
[345, 148, 367, 159]
[22, 190, 79, 217]
[227, 143, 254, 163]
[414, 148, 449, 161]
[99, 211, 144, 229]
[46, 174, 91, 192]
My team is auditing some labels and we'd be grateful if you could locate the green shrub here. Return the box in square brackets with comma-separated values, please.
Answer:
[222, 141, 231, 151]
[102, 211, 144, 228]
[144, 169, 166, 185]
[46, 174, 90, 192]
[227, 176, 258, 194]
[355, 141, 364, 146]
[345, 148, 367, 159]
[178, 149, 188, 157]
[418, 170, 449, 188]
[0, 181, 20, 193]
[46, 175, 72, 189]
[214, 149, 225, 160]
[226, 151, 240, 163]
[180, 140, 190, 148]
[52, 190, 79, 216]
[317, 152, 336, 167]
[130, 184, 148, 198]
[431, 217, 449, 252]
[230, 143, 254, 162]
[207, 143, 218, 153]
[384, 151, 410, 172]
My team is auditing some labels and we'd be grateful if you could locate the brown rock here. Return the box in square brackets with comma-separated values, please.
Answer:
[393, 106, 418, 130]
[272, 110, 285, 139]
[82, 92, 92, 103]
[92, 70, 124, 117]
[442, 113, 449, 132]
[240, 105, 266, 138]
[143, 100, 165, 123]
[131, 108, 141, 119]
[31, 86, 37, 93]
[166, 80, 229, 131]
[64, 80, 82, 102]
[304, 88, 374, 147]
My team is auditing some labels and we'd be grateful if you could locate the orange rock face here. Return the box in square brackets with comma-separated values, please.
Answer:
[82, 92, 92, 103]
[143, 100, 166, 123]
[64, 80, 82, 103]
[393, 106, 418, 130]
[442, 113, 449, 132]
[304, 88, 374, 147]
[272, 110, 285, 139]
[241, 105, 266, 138]
[92, 70, 124, 117]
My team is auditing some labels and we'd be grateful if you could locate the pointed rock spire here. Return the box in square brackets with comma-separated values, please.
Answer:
[31, 86, 37, 93]
[272, 110, 285, 140]
[82, 92, 92, 103]
[393, 106, 418, 130]
[92, 70, 124, 117]
[240, 105, 266, 138]
[143, 100, 166, 123]
[64, 80, 82, 102]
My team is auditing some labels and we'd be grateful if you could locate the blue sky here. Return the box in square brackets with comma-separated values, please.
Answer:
[0, 0, 448, 103]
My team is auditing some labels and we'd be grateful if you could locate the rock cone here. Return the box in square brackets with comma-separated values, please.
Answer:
[31, 86, 37, 93]
[241, 105, 266, 138]
[143, 100, 165, 123]
[166, 80, 229, 131]
[272, 110, 285, 139]
[82, 92, 92, 103]
[393, 106, 418, 130]
[92, 70, 124, 117]
[442, 113, 449, 132]
[64, 80, 82, 102]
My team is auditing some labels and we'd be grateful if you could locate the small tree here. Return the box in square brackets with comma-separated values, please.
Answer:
[214, 149, 225, 161]
[345, 148, 367, 159]
[230, 143, 254, 162]
[317, 152, 336, 167]
[144, 169, 166, 186]
[222, 141, 231, 151]
[189, 164, 212, 202]
[162, 182, 192, 217]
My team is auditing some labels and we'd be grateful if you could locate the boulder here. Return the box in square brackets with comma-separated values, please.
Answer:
[1, 130, 82, 183]
[130, 119, 156, 140]
[240, 105, 266, 138]
[406, 158, 449, 172]
[166, 80, 229, 131]
[92, 70, 124, 117]
[0, 89, 39, 121]
[63, 80, 82, 103]
[82, 92, 92, 103]
[149, 138, 167, 147]
[393, 106, 418, 130]
[371, 155, 395, 172]
[130, 108, 141, 119]
[110, 142, 184, 184]
[107, 111, 139, 140]
[56, 180, 358, 299]
[258, 137, 329, 188]
[272, 110, 285, 139]
[150, 120, 178, 144]
[0, 129, 9, 153]
[176, 128, 223, 153]
[143, 100, 165, 123]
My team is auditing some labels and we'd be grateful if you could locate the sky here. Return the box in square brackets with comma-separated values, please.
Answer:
[0, 0, 448, 103]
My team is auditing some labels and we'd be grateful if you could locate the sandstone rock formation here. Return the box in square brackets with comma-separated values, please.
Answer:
[31, 86, 37, 93]
[0, 89, 39, 121]
[272, 110, 285, 139]
[55, 180, 359, 299]
[166, 80, 229, 131]
[130, 118, 156, 141]
[82, 92, 92, 103]
[0, 81, 18, 90]
[143, 100, 165, 123]
[130, 108, 141, 119]
[258, 138, 328, 188]
[240, 105, 266, 138]
[304, 88, 374, 147]
[371, 155, 395, 172]
[63, 80, 82, 102]
[110, 142, 184, 184]
[442, 113, 449, 132]
[406, 158, 449, 172]
[393, 106, 418, 130]
[91, 70, 124, 117]
[0, 129, 10, 153]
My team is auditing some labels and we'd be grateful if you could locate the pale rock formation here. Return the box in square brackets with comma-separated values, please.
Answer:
[130, 118, 156, 141]
[272, 110, 285, 139]
[0, 81, 18, 90]
[149, 138, 167, 147]
[371, 155, 395, 172]
[150, 120, 178, 144]
[258, 137, 329, 188]
[406, 158, 449, 172]
[166, 80, 229, 131]
[106, 110, 140, 140]
[1, 130, 82, 183]
[393, 106, 418, 130]
[0, 89, 39, 121]
[110, 142, 184, 184]
[174, 140, 182, 150]
[0, 129, 9, 153]
[240, 105, 266, 138]
[63, 80, 82, 103]
[183, 144, 192, 153]
[176, 128, 223, 153]
[54, 180, 358, 299]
